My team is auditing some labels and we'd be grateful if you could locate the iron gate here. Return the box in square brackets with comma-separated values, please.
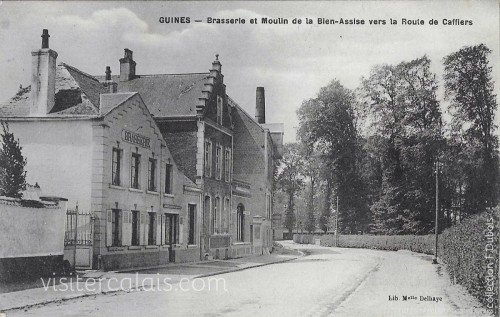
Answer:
[64, 207, 94, 269]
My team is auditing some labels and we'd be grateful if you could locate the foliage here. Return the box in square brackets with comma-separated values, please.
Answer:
[443, 44, 499, 214]
[297, 80, 370, 234]
[276, 142, 304, 232]
[360, 56, 444, 234]
[0, 122, 27, 198]
[440, 207, 499, 315]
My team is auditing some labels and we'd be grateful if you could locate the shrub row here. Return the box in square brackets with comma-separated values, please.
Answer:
[292, 208, 499, 315]
[439, 208, 498, 315]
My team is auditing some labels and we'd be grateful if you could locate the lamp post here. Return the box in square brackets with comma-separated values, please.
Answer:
[433, 160, 440, 264]
[335, 196, 339, 247]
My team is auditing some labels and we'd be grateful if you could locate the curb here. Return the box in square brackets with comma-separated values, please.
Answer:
[1, 246, 304, 313]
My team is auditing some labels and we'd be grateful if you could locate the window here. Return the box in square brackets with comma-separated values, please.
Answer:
[237, 204, 244, 242]
[165, 214, 178, 245]
[216, 95, 223, 125]
[215, 145, 222, 180]
[112, 148, 122, 186]
[204, 140, 212, 177]
[213, 197, 220, 234]
[188, 204, 196, 245]
[266, 193, 272, 219]
[165, 164, 173, 194]
[131, 210, 140, 246]
[131, 153, 141, 189]
[148, 158, 157, 192]
[223, 198, 230, 234]
[148, 212, 156, 245]
[112, 209, 121, 246]
[224, 148, 231, 182]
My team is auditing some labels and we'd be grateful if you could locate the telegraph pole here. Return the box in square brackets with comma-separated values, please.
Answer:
[433, 160, 439, 264]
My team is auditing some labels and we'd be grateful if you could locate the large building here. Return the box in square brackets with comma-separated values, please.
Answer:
[0, 30, 282, 270]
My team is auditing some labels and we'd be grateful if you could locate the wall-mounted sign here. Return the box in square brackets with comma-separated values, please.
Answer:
[122, 130, 150, 149]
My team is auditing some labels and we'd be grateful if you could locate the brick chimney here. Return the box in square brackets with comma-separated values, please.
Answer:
[30, 29, 58, 116]
[103, 66, 117, 93]
[255, 87, 266, 124]
[119, 48, 136, 81]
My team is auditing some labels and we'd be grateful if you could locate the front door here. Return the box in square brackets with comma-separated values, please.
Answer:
[165, 214, 178, 262]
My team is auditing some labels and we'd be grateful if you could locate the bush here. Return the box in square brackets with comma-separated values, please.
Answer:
[439, 207, 499, 315]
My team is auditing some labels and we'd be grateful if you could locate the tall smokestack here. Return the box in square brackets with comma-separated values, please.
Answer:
[255, 87, 266, 124]
[30, 29, 57, 116]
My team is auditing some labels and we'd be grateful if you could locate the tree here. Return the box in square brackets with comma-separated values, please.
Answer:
[277, 143, 304, 232]
[443, 44, 499, 214]
[361, 56, 443, 234]
[303, 148, 321, 233]
[297, 80, 370, 234]
[0, 122, 27, 198]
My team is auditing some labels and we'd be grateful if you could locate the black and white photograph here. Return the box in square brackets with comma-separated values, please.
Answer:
[0, 1, 498, 316]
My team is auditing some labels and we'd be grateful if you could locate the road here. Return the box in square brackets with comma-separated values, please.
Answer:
[8, 242, 492, 317]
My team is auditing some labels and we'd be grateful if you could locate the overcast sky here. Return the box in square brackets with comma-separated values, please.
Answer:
[0, 1, 498, 142]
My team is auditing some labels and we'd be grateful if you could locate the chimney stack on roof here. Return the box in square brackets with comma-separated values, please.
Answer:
[30, 29, 58, 116]
[119, 48, 136, 82]
[105, 66, 112, 81]
[103, 66, 117, 93]
[41, 29, 50, 49]
[255, 87, 266, 124]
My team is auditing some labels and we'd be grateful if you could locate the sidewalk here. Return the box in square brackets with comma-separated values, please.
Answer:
[0, 245, 301, 313]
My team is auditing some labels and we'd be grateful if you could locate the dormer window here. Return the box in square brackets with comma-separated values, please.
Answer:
[216, 95, 223, 125]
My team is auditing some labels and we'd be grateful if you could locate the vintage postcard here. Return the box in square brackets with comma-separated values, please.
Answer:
[0, 1, 498, 316]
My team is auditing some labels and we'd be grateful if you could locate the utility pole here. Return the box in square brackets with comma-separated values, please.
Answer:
[433, 160, 439, 264]
[335, 196, 339, 247]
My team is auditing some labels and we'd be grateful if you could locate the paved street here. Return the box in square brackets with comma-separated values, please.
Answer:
[5, 242, 492, 317]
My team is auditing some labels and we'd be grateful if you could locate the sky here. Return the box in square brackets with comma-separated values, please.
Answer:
[0, 1, 498, 142]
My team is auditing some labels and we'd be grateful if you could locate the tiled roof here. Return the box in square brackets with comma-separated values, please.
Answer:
[96, 73, 210, 118]
[0, 63, 106, 117]
[99, 92, 136, 116]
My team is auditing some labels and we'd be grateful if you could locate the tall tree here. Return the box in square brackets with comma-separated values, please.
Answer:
[297, 80, 370, 233]
[443, 44, 499, 214]
[0, 122, 27, 198]
[361, 56, 443, 234]
[277, 143, 304, 232]
[303, 147, 321, 233]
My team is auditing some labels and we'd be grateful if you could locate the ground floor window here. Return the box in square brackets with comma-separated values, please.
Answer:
[188, 204, 196, 245]
[213, 197, 220, 234]
[148, 212, 156, 245]
[237, 204, 244, 242]
[164, 214, 179, 245]
[131, 210, 140, 246]
[112, 209, 121, 246]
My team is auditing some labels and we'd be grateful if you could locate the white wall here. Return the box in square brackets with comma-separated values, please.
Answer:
[0, 200, 65, 258]
[7, 119, 94, 211]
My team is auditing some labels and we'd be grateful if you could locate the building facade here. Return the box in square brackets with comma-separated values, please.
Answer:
[0, 29, 283, 270]
[0, 31, 202, 270]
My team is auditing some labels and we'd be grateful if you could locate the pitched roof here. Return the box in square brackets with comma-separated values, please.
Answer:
[96, 73, 210, 118]
[99, 92, 137, 116]
[0, 63, 106, 117]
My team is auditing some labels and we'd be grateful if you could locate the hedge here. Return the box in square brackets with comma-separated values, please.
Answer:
[292, 207, 499, 315]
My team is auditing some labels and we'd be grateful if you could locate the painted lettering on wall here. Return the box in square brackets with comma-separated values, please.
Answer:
[122, 130, 150, 148]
